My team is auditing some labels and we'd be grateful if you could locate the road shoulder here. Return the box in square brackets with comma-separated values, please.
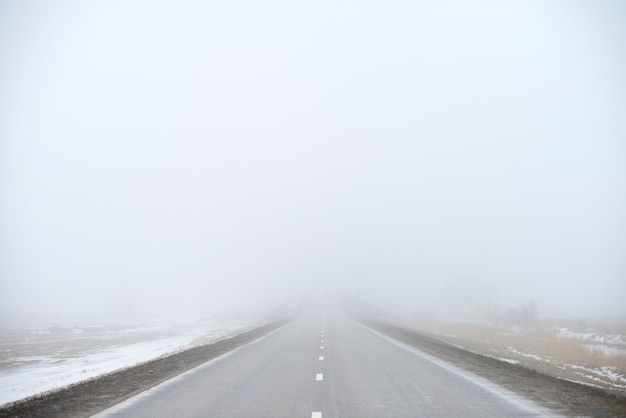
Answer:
[356, 316, 626, 418]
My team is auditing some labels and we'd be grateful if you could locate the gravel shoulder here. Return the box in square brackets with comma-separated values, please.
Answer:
[357, 316, 626, 418]
[0, 318, 290, 418]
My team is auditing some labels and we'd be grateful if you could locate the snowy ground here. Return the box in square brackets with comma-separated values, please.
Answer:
[0, 314, 259, 405]
[400, 314, 626, 395]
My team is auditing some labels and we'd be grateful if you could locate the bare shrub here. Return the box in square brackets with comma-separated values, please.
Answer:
[504, 301, 538, 327]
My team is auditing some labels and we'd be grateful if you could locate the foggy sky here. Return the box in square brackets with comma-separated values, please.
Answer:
[1, 0, 625, 317]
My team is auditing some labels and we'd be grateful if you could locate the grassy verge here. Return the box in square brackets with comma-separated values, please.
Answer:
[398, 312, 626, 394]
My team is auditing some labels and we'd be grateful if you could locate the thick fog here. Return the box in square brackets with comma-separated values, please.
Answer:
[1, 1, 625, 319]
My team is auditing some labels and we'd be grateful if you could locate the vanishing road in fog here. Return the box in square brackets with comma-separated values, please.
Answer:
[92, 301, 558, 418]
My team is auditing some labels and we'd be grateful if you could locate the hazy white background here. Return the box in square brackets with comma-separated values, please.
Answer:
[1, 0, 625, 318]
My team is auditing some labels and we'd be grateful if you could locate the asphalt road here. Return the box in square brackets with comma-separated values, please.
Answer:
[93, 300, 561, 418]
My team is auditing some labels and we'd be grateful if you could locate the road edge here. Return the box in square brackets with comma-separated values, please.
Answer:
[0, 314, 294, 418]
[352, 313, 626, 418]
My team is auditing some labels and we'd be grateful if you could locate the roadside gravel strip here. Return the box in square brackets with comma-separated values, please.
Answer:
[0, 317, 291, 418]
[357, 317, 626, 418]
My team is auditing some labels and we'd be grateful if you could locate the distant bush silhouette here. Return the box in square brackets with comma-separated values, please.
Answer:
[505, 301, 538, 327]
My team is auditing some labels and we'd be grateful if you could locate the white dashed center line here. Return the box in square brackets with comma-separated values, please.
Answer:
[319, 356, 324, 360]
[312, 412, 322, 418]
[320, 346, 324, 349]
[316, 373, 323, 381]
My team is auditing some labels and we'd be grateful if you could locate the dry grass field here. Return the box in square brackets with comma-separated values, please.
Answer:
[398, 311, 626, 394]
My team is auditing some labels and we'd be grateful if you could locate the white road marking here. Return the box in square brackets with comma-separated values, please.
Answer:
[312, 411, 322, 418]
[321, 339, 324, 343]
[316, 373, 323, 381]
[320, 346, 324, 349]
[319, 356, 324, 360]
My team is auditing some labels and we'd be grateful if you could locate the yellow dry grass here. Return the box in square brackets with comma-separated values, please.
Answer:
[401, 312, 626, 390]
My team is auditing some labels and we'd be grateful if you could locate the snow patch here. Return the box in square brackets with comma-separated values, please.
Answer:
[497, 357, 520, 365]
[556, 328, 626, 345]
[0, 317, 257, 405]
[506, 347, 549, 362]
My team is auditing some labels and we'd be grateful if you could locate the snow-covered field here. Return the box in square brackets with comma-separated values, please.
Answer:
[400, 313, 626, 394]
[0, 314, 259, 406]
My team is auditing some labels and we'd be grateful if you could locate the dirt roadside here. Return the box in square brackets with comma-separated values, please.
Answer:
[0, 317, 291, 418]
[358, 317, 626, 418]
